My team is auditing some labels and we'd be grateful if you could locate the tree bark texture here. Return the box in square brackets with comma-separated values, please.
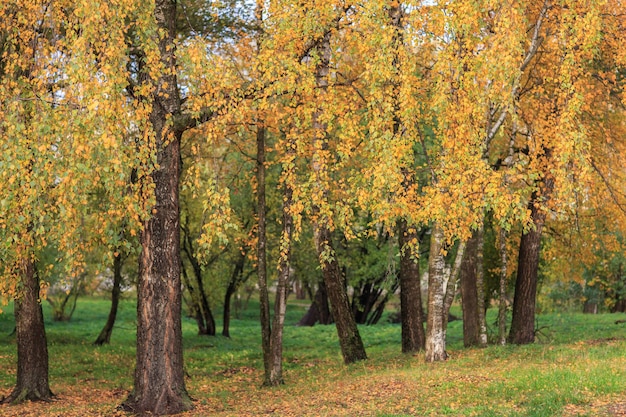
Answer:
[460, 227, 487, 347]
[508, 178, 554, 345]
[2, 258, 53, 404]
[398, 219, 426, 353]
[460, 232, 480, 347]
[315, 228, 367, 364]
[94, 251, 123, 345]
[121, 1, 192, 414]
[425, 224, 448, 362]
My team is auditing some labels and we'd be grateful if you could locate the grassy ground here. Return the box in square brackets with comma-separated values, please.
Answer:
[0, 297, 625, 416]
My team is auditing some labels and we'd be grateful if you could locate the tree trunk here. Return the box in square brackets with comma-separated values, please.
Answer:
[222, 283, 235, 338]
[460, 227, 488, 347]
[181, 260, 207, 335]
[94, 251, 124, 345]
[121, 1, 192, 414]
[398, 219, 426, 353]
[508, 178, 554, 345]
[442, 240, 466, 343]
[297, 282, 332, 326]
[352, 279, 391, 325]
[498, 228, 508, 345]
[2, 258, 53, 404]
[222, 252, 246, 338]
[425, 224, 448, 362]
[475, 225, 488, 347]
[267, 175, 294, 386]
[460, 231, 480, 347]
[315, 227, 367, 364]
[187, 249, 215, 336]
[256, 120, 273, 385]
[311, 31, 366, 365]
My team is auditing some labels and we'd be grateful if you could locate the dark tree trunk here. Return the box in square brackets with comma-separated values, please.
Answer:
[222, 252, 246, 338]
[121, 1, 192, 414]
[460, 230, 481, 347]
[351, 280, 391, 325]
[256, 120, 272, 385]
[182, 234, 215, 335]
[315, 227, 367, 364]
[94, 252, 124, 345]
[367, 290, 394, 325]
[398, 219, 426, 353]
[498, 228, 508, 345]
[294, 280, 307, 300]
[388, 4, 425, 353]
[297, 282, 332, 326]
[123, 129, 191, 415]
[2, 258, 53, 404]
[181, 260, 208, 334]
[584, 301, 599, 314]
[222, 283, 235, 338]
[508, 178, 554, 345]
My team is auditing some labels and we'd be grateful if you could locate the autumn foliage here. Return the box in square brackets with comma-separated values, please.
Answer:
[0, 0, 624, 415]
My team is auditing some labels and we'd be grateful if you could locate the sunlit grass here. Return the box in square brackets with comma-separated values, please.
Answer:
[0, 297, 625, 416]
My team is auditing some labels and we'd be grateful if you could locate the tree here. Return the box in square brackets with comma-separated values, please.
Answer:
[506, 0, 621, 344]
[120, 0, 196, 412]
[0, 0, 141, 402]
[310, 28, 367, 365]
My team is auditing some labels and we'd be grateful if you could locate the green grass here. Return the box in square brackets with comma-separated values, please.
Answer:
[0, 297, 625, 416]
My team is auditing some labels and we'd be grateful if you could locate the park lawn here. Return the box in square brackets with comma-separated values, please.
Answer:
[0, 298, 625, 416]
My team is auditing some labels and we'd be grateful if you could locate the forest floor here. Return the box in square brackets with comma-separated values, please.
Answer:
[0, 297, 626, 416]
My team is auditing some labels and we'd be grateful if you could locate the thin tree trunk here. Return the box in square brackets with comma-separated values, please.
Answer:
[222, 283, 235, 338]
[186, 245, 215, 335]
[367, 290, 393, 325]
[475, 225, 488, 347]
[311, 31, 366, 365]
[121, 1, 191, 413]
[498, 228, 508, 346]
[442, 240, 466, 341]
[181, 259, 207, 335]
[267, 174, 294, 386]
[253, 0, 272, 386]
[256, 120, 272, 385]
[94, 251, 124, 345]
[425, 224, 448, 362]
[398, 219, 425, 353]
[222, 253, 245, 338]
[2, 258, 53, 404]
[508, 178, 554, 345]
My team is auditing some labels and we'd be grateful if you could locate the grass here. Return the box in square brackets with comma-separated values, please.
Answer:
[0, 297, 625, 416]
